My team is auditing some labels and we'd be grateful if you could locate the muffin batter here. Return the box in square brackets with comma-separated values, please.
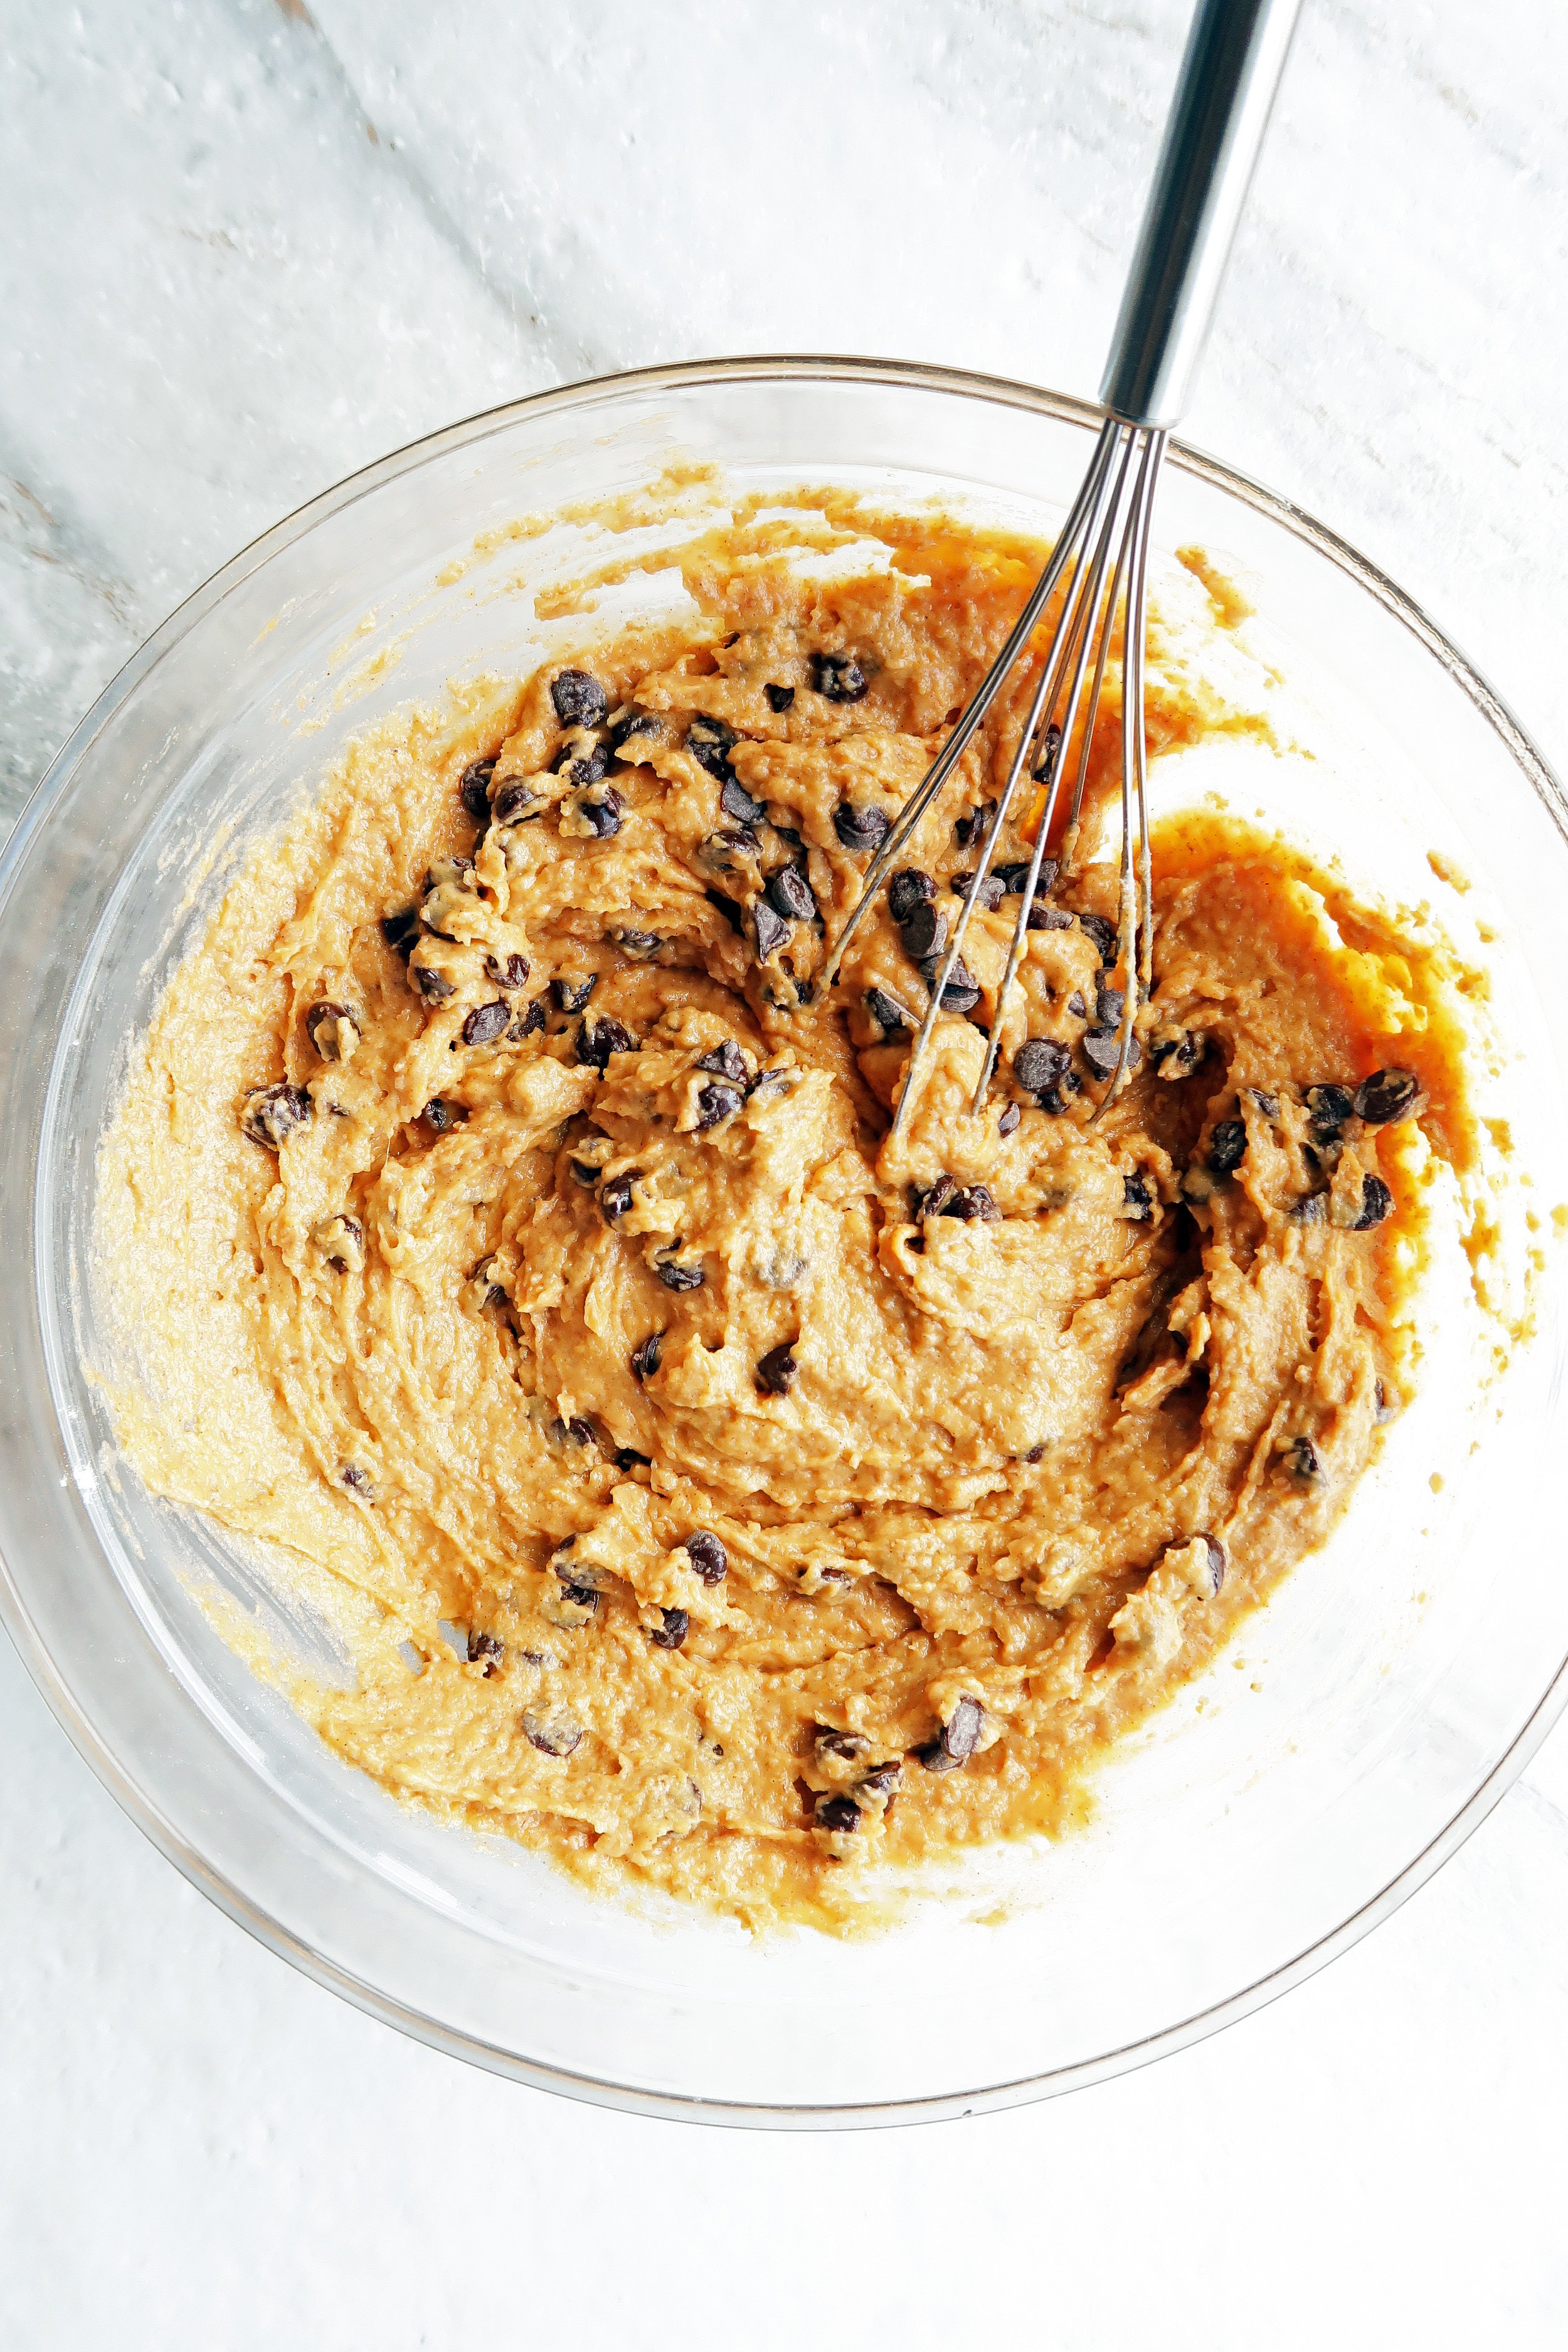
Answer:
[97, 501, 1473, 1931]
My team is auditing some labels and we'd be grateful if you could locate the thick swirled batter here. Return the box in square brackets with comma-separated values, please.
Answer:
[98, 501, 1473, 1931]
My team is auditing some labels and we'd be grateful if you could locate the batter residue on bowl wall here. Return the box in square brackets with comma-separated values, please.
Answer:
[97, 494, 1476, 1932]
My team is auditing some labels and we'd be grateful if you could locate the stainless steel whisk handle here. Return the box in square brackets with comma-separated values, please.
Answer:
[1100, 0, 1302, 430]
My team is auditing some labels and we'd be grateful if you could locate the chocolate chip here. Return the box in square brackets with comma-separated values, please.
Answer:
[380, 906, 420, 958]
[492, 778, 539, 824]
[522, 1708, 583, 1757]
[1305, 1083, 1355, 1137]
[551, 975, 596, 1014]
[697, 1040, 748, 1084]
[919, 1694, 984, 1771]
[550, 669, 608, 728]
[920, 955, 982, 1014]
[696, 1079, 744, 1130]
[686, 715, 739, 783]
[315, 1214, 364, 1271]
[460, 756, 497, 820]
[469, 1630, 504, 1676]
[421, 1098, 464, 1134]
[649, 1608, 689, 1651]
[886, 869, 935, 926]
[609, 708, 661, 752]
[815, 1727, 869, 1762]
[544, 1582, 599, 1630]
[484, 952, 531, 992]
[864, 986, 912, 1039]
[340, 1465, 373, 1497]
[1352, 1172, 1394, 1229]
[684, 1532, 728, 1585]
[1286, 1434, 1323, 1482]
[1034, 721, 1064, 780]
[1094, 985, 1126, 1031]
[412, 962, 456, 1007]
[753, 900, 792, 961]
[1209, 1120, 1248, 1174]
[1171, 1533, 1226, 1599]
[952, 800, 997, 853]
[953, 871, 1006, 913]
[1076, 912, 1117, 964]
[912, 1173, 956, 1220]
[512, 995, 548, 1039]
[1083, 1026, 1140, 1078]
[600, 1172, 637, 1223]
[572, 788, 623, 838]
[462, 1000, 511, 1047]
[1044, 1073, 1084, 1114]
[558, 739, 608, 789]
[1354, 1067, 1421, 1125]
[630, 1330, 664, 1380]
[833, 803, 890, 855]
[613, 928, 663, 961]
[810, 650, 868, 702]
[1291, 1192, 1329, 1224]
[698, 823, 761, 881]
[1067, 991, 1088, 1019]
[1249, 1087, 1281, 1120]
[1150, 1028, 1205, 1079]
[719, 775, 766, 826]
[241, 1083, 311, 1150]
[996, 859, 1059, 897]
[815, 1794, 862, 1833]
[766, 866, 816, 923]
[569, 1158, 598, 1187]
[1123, 1172, 1155, 1220]
[576, 1015, 638, 1071]
[998, 1103, 1021, 1138]
[550, 1416, 596, 1449]
[746, 1065, 793, 1100]
[305, 1001, 360, 1062]
[765, 684, 795, 712]
[944, 1694, 984, 1758]
[1027, 904, 1074, 931]
[946, 1184, 1000, 1222]
[1014, 1036, 1071, 1096]
[756, 1343, 798, 1395]
[655, 1255, 706, 1291]
[900, 901, 946, 961]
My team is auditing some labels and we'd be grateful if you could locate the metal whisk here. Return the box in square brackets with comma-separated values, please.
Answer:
[824, 0, 1301, 1136]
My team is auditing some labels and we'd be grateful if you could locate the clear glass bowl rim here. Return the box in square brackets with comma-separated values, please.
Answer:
[5, 351, 1568, 2130]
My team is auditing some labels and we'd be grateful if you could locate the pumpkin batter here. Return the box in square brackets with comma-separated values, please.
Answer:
[97, 500, 1473, 1932]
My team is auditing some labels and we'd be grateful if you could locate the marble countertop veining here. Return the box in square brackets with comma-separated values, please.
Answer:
[3, 3, 1567, 2345]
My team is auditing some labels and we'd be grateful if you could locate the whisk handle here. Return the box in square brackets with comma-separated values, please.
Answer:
[1100, 0, 1301, 429]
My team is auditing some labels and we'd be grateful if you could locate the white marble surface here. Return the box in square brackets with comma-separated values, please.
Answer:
[4, 1, 1567, 2342]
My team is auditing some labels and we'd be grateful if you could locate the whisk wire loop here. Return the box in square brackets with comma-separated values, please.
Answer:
[886, 428, 1142, 1139]
[969, 427, 1152, 1113]
[817, 416, 1125, 997]
[871, 416, 1170, 1142]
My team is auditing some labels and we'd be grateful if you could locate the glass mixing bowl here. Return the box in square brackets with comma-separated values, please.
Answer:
[2, 358, 1565, 2128]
